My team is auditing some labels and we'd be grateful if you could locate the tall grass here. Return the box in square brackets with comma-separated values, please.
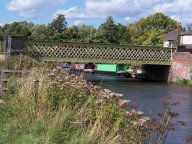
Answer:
[0, 68, 135, 144]
[0, 63, 181, 144]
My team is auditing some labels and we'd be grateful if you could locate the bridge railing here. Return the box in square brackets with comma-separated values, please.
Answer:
[24, 41, 176, 65]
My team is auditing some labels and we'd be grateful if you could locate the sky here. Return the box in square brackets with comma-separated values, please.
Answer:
[0, 0, 192, 27]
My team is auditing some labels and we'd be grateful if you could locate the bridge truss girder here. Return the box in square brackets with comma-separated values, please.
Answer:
[25, 42, 176, 65]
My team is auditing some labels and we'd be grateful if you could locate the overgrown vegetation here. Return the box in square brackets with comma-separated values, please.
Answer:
[0, 55, 44, 70]
[0, 56, 182, 144]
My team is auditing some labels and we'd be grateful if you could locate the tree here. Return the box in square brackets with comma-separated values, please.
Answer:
[127, 13, 177, 46]
[48, 14, 68, 41]
[66, 26, 80, 41]
[78, 25, 97, 42]
[97, 16, 118, 43]
[127, 18, 151, 45]
[146, 12, 176, 33]
[49, 14, 67, 33]
[116, 23, 131, 44]
[143, 29, 166, 46]
[31, 24, 50, 41]
[2, 21, 33, 40]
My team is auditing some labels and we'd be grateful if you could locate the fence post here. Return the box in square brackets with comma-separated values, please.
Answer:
[0, 69, 3, 96]
[0, 41, 3, 52]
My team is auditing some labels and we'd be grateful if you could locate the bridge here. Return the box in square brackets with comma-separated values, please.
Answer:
[24, 41, 176, 65]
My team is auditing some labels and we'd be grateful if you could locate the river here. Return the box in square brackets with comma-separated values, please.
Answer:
[86, 74, 192, 144]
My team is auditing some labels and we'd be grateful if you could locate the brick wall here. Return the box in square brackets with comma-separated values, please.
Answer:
[171, 52, 192, 81]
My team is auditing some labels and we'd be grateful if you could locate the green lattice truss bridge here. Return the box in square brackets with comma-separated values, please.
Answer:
[24, 41, 176, 65]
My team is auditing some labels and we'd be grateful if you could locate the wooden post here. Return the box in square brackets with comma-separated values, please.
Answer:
[0, 69, 3, 96]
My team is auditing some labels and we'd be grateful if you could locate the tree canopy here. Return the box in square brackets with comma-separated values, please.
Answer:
[0, 12, 181, 46]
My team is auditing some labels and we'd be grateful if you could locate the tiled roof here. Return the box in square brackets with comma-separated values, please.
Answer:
[180, 30, 192, 36]
[164, 29, 179, 41]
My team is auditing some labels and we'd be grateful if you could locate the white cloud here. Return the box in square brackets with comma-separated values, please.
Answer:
[124, 16, 131, 21]
[7, 0, 67, 18]
[54, 7, 97, 19]
[85, 0, 162, 18]
[83, 0, 192, 24]
[7, 0, 192, 25]
[72, 20, 85, 26]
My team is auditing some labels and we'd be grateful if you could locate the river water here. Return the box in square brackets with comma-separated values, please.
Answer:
[86, 74, 192, 144]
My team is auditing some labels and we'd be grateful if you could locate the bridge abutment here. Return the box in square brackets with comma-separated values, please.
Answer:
[143, 52, 192, 82]
[143, 65, 171, 82]
[169, 52, 192, 82]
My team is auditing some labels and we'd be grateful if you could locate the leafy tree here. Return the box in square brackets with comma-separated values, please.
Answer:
[116, 23, 131, 44]
[127, 18, 151, 45]
[97, 16, 118, 43]
[127, 13, 177, 46]
[66, 26, 80, 41]
[2, 21, 33, 40]
[49, 14, 67, 33]
[48, 14, 67, 41]
[78, 25, 97, 42]
[31, 24, 50, 41]
[143, 29, 166, 46]
[146, 12, 176, 33]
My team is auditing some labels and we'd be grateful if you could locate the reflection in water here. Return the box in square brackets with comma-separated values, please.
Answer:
[86, 74, 192, 144]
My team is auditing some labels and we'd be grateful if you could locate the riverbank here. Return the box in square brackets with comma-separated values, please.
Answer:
[0, 67, 148, 144]
[176, 79, 192, 87]
[0, 56, 180, 144]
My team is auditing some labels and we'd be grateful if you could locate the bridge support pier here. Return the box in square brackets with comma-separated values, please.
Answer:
[143, 65, 171, 82]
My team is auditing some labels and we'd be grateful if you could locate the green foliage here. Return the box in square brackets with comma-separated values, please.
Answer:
[2, 21, 33, 40]
[146, 12, 176, 32]
[0, 68, 131, 144]
[97, 16, 118, 43]
[176, 79, 192, 87]
[78, 25, 97, 42]
[0, 61, 180, 143]
[128, 12, 177, 46]
[0, 55, 44, 70]
[31, 24, 50, 41]
[66, 26, 81, 41]
[143, 29, 166, 46]
[128, 18, 151, 45]
[0, 12, 178, 46]
[49, 14, 67, 33]
[116, 23, 131, 44]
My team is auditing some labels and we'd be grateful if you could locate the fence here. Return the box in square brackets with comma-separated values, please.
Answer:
[0, 69, 30, 96]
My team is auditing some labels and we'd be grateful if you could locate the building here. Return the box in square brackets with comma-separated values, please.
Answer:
[178, 30, 192, 53]
[163, 29, 179, 48]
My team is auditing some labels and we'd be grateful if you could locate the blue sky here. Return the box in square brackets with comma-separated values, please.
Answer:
[1, 0, 192, 27]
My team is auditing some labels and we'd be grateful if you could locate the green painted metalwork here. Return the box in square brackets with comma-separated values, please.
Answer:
[24, 41, 176, 65]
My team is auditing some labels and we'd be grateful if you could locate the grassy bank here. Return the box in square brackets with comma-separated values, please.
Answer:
[176, 79, 192, 87]
[0, 56, 179, 144]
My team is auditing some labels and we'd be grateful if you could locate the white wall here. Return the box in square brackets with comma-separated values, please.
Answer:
[163, 41, 175, 48]
[163, 41, 169, 47]
[180, 36, 192, 44]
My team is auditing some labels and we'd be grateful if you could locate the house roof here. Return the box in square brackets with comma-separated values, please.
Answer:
[180, 30, 192, 36]
[164, 29, 179, 41]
